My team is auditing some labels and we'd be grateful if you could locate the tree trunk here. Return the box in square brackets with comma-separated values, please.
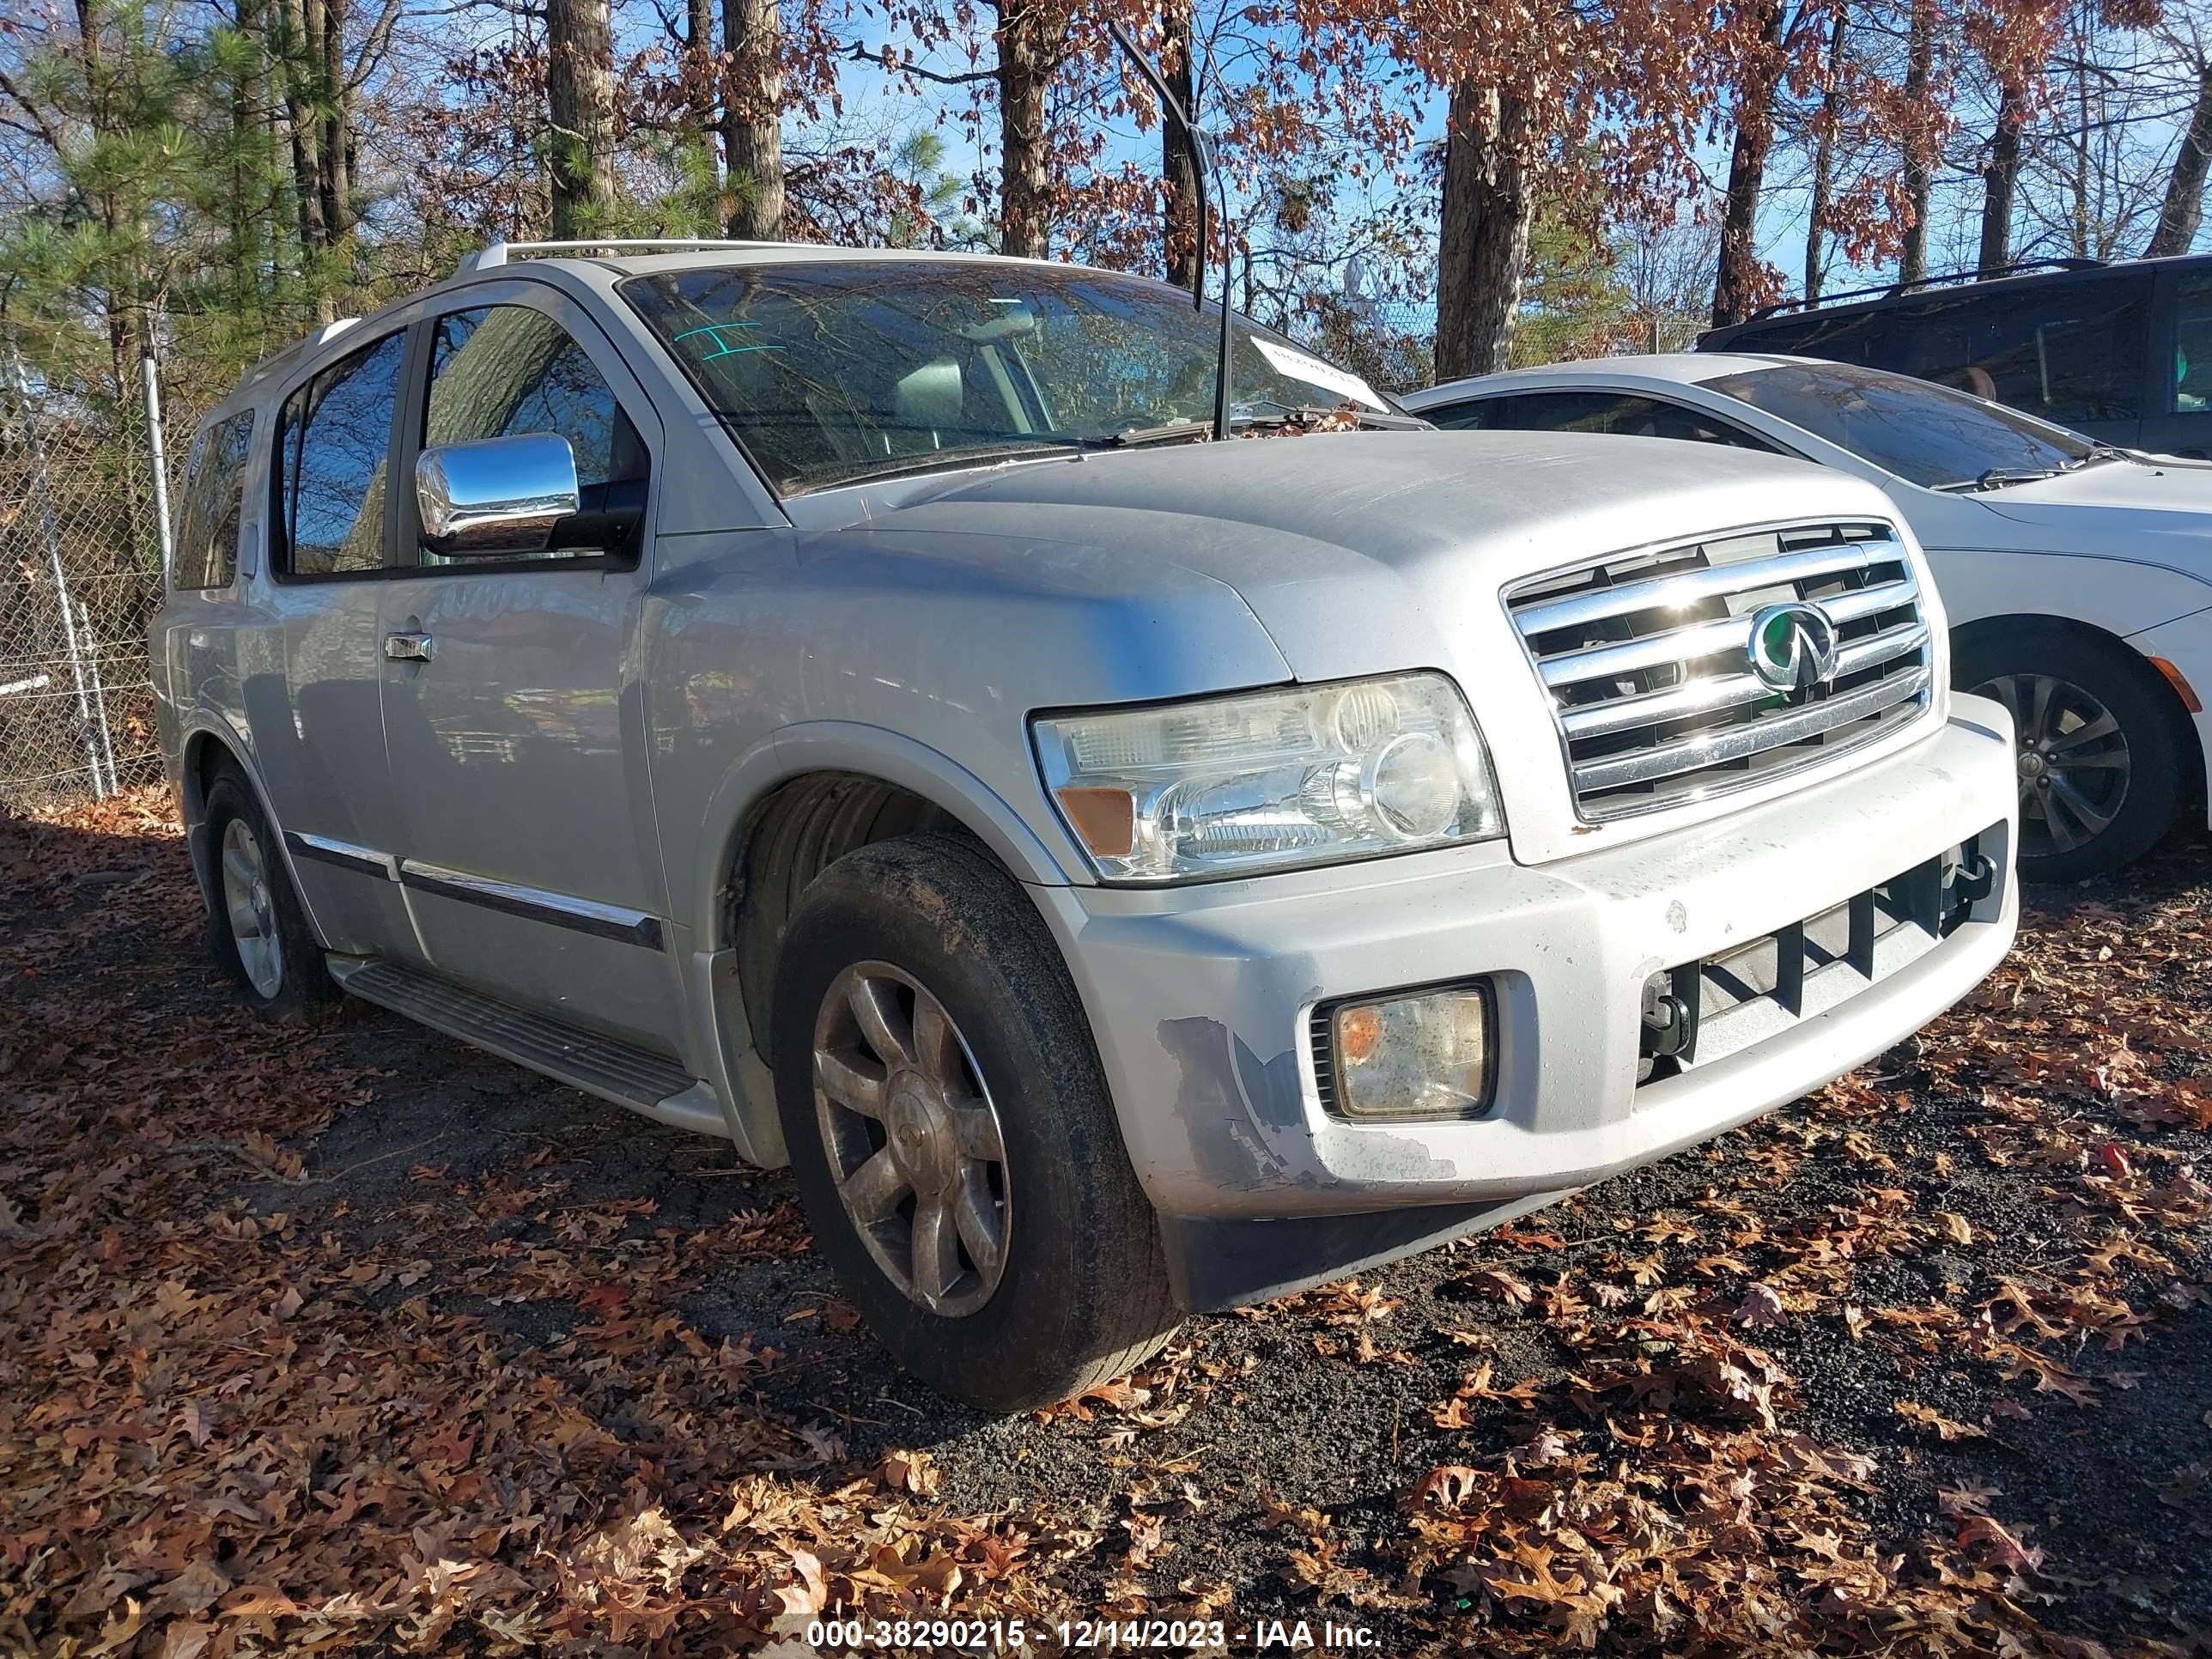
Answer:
[1805, 4, 1848, 301]
[316, 0, 352, 244]
[997, 0, 1061, 258]
[1711, 0, 1788, 327]
[546, 0, 618, 240]
[231, 0, 266, 319]
[1161, 3, 1200, 292]
[686, 0, 716, 127]
[2148, 62, 2212, 256]
[1979, 80, 2025, 270]
[2071, 37, 2091, 258]
[276, 0, 328, 264]
[721, 0, 784, 238]
[1435, 82, 1534, 380]
[1899, 0, 1933, 283]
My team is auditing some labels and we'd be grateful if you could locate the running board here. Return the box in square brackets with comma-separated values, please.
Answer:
[328, 957, 731, 1138]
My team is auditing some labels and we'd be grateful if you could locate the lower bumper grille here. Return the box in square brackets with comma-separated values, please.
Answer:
[1637, 826, 2001, 1086]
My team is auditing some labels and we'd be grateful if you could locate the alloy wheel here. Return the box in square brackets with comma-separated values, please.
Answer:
[219, 817, 284, 998]
[1974, 671, 2131, 860]
[811, 961, 1010, 1316]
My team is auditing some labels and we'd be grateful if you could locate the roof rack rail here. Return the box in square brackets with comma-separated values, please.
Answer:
[236, 315, 361, 390]
[1742, 257, 2108, 325]
[459, 238, 784, 275]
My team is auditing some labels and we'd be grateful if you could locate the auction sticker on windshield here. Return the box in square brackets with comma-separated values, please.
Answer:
[1251, 337, 1387, 410]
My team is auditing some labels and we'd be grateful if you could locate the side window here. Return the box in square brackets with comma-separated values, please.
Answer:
[1919, 281, 2147, 424]
[1480, 391, 1628, 432]
[172, 411, 253, 589]
[1607, 398, 1778, 450]
[2170, 275, 2212, 412]
[1421, 398, 1499, 430]
[1459, 389, 1778, 450]
[276, 329, 406, 579]
[421, 304, 646, 563]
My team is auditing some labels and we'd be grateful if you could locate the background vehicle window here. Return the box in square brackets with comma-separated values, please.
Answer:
[1729, 281, 2146, 426]
[277, 330, 405, 578]
[1938, 282, 2144, 424]
[1419, 398, 1499, 429]
[422, 305, 645, 563]
[1472, 389, 1777, 449]
[2170, 275, 2212, 412]
[172, 411, 253, 589]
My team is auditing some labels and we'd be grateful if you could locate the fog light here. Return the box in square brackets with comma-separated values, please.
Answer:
[1325, 983, 1495, 1121]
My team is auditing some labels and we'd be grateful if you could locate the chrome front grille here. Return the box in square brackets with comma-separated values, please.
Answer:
[1505, 520, 1932, 820]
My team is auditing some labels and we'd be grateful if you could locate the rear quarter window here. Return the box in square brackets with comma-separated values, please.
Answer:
[173, 412, 254, 590]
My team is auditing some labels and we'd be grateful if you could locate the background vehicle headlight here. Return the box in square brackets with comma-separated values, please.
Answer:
[1032, 672, 1505, 883]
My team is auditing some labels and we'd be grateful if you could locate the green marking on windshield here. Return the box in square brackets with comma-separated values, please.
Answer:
[670, 321, 781, 362]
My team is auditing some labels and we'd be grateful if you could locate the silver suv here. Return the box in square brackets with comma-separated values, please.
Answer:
[154, 240, 2021, 1410]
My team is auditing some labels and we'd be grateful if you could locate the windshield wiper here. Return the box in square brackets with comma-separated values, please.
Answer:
[1930, 466, 2064, 492]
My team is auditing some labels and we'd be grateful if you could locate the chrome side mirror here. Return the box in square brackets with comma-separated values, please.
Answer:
[416, 433, 581, 557]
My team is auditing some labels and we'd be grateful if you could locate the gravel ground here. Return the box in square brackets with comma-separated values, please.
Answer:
[4, 794, 2210, 1656]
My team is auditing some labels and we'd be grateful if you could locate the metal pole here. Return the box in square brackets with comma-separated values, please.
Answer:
[9, 343, 107, 800]
[76, 599, 118, 797]
[141, 343, 174, 583]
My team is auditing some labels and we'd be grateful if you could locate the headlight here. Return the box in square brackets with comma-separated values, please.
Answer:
[1032, 672, 1505, 883]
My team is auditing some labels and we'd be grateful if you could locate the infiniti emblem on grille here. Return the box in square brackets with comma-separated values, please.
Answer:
[1746, 601, 1840, 692]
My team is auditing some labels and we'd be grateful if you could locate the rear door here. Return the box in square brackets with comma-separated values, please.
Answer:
[250, 326, 418, 957]
[373, 283, 681, 1049]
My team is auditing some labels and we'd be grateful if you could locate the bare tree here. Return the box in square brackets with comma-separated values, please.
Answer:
[1804, 5, 1852, 298]
[2147, 16, 2212, 253]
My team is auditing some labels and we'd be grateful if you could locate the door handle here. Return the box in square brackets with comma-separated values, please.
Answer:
[384, 630, 435, 662]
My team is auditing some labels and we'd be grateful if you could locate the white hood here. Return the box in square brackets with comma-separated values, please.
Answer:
[1980, 453, 2212, 526]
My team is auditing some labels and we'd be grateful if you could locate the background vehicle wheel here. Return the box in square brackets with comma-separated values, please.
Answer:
[771, 830, 1178, 1413]
[1955, 624, 2182, 883]
[201, 767, 336, 1021]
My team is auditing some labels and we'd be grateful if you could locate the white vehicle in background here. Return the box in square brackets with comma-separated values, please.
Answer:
[1407, 356, 2212, 881]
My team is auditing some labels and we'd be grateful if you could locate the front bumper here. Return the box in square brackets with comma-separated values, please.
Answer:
[1031, 699, 2018, 1243]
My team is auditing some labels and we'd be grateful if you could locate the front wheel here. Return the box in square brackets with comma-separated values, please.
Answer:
[1956, 625, 2183, 883]
[771, 831, 1177, 1413]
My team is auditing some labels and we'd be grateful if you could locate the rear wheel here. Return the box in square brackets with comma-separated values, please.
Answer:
[1956, 625, 2182, 882]
[771, 831, 1177, 1412]
[202, 769, 335, 1021]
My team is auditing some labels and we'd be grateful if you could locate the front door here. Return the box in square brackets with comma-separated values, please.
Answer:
[374, 287, 682, 1049]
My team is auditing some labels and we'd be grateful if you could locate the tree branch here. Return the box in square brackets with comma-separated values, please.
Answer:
[841, 41, 997, 88]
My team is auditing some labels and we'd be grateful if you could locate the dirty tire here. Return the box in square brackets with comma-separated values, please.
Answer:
[1955, 623, 2182, 883]
[202, 766, 336, 1022]
[772, 830, 1178, 1413]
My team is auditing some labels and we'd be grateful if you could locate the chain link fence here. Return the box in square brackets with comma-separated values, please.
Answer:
[1, 349, 181, 813]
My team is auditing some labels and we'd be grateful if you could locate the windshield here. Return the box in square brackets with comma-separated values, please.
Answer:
[1698, 360, 2095, 489]
[623, 260, 1392, 494]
